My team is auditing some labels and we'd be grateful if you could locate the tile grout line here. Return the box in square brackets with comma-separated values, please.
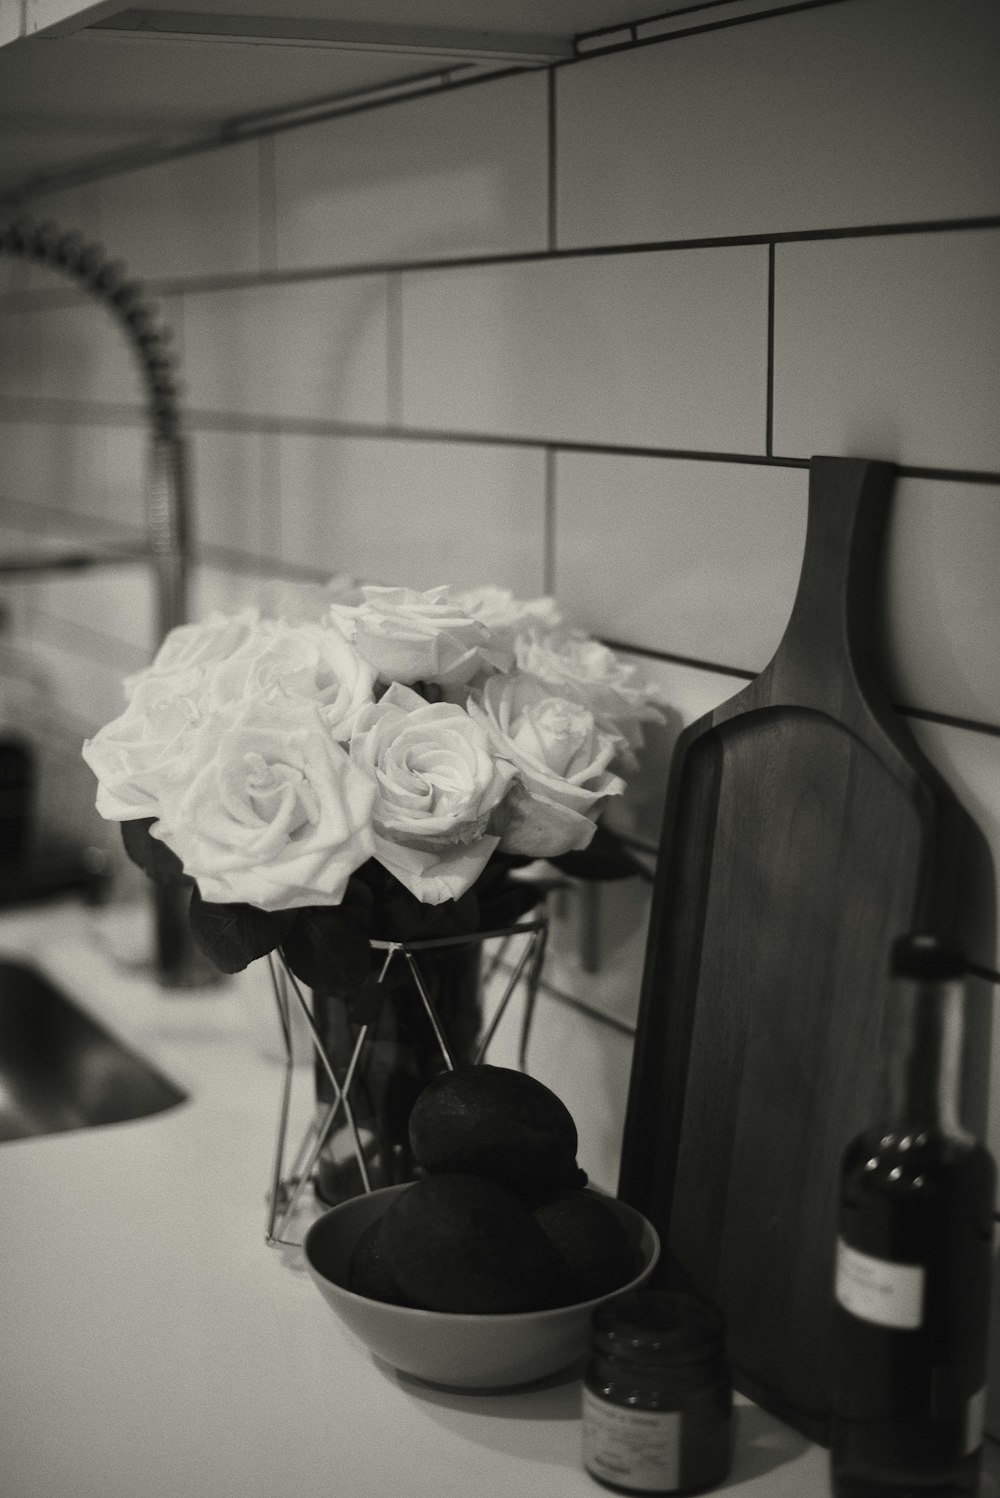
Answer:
[256, 136, 277, 276]
[547, 68, 558, 253]
[766, 242, 775, 457]
[544, 447, 557, 595]
[386, 273, 403, 426]
[114, 215, 1000, 298]
[3, 399, 999, 487]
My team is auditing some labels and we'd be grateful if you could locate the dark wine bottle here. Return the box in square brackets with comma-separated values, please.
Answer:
[831, 934, 996, 1496]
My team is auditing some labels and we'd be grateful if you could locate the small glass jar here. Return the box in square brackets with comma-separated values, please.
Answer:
[583, 1290, 734, 1495]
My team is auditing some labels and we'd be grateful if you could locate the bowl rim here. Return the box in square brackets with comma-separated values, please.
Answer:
[302, 1181, 661, 1324]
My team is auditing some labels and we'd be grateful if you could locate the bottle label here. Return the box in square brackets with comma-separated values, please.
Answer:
[583, 1387, 682, 1492]
[835, 1238, 925, 1329]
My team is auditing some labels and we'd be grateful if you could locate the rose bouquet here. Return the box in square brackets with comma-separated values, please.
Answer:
[82, 582, 662, 995]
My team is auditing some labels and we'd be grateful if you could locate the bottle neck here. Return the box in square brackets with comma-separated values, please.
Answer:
[882, 976, 969, 1140]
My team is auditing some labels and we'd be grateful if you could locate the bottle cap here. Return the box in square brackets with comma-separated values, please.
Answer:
[592, 1291, 727, 1366]
[890, 933, 965, 981]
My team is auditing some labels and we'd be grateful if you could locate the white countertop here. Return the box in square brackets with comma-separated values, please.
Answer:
[1, 899, 997, 1498]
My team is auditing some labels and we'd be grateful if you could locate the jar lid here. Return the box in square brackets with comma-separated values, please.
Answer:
[592, 1291, 728, 1366]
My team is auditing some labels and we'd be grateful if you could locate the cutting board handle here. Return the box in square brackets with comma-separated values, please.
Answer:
[761, 456, 897, 715]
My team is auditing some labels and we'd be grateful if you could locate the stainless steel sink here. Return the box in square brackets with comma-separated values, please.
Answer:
[0, 959, 187, 1142]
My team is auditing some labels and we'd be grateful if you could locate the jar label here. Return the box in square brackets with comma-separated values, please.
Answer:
[583, 1387, 682, 1492]
[835, 1238, 924, 1329]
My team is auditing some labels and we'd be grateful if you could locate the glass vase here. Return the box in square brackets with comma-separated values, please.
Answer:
[262, 916, 549, 1247]
[311, 938, 483, 1205]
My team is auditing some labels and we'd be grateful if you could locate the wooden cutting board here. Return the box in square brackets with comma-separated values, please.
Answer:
[618, 456, 994, 1443]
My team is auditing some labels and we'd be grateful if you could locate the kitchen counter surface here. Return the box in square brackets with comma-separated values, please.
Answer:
[2, 900, 997, 1498]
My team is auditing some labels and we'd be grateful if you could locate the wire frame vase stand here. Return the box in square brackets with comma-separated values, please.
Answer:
[263, 915, 549, 1248]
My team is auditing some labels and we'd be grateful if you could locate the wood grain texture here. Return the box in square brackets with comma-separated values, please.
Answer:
[618, 456, 995, 1442]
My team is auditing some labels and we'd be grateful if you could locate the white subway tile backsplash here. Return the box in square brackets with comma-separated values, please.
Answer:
[0, 421, 147, 531]
[907, 718, 1000, 974]
[275, 72, 548, 270]
[181, 278, 389, 424]
[881, 479, 1000, 728]
[602, 653, 749, 847]
[2, 299, 137, 406]
[542, 653, 745, 1032]
[401, 248, 768, 452]
[555, 452, 807, 669]
[96, 145, 261, 282]
[188, 429, 277, 557]
[558, 0, 1000, 246]
[277, 435, 547, 594]
[773, 229, 1000, 471]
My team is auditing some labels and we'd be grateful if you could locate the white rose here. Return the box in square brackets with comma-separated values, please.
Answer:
[468, 673, 625, 858]
[124, 609, 260, 698]
[448, 585, 562, 652]
[515, 630, 665, 754]
[209, 617, 375, 739]
[151, 697, 376, 911]
[349, 682, 516, 904]
[329, 584, 508, 687]
[82, 668, 211, 820]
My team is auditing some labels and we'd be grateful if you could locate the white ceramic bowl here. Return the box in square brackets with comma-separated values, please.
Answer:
[303, 1182, 660, 1389]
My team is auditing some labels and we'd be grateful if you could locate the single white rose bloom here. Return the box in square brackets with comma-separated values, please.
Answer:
[468, 673, 625, 857]
[515, 630, 665, 754]
[448, 585, 562, 653]
[82, 667, 213, 820]
[349, 682, 516, 904]
[329, 584, 508, 687]
[210, 617, 375, 739]
[123, 608, 260, 699]
[151, 697, 376, 911]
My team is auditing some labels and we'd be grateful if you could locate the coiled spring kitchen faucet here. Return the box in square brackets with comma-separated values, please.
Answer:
[0, 217, 210, 986]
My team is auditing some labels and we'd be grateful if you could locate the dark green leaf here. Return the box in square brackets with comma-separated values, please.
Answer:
[546, 822, 650, 882]
[189, 889, 295, 973]
[478, 877, 545, 929]
[371, 881, 481, 945]
[282, 905, 376, 996]
[121, 817, 188, 887]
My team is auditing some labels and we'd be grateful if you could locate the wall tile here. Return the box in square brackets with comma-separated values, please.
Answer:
[881, 478, 1000, 728]
[401, 248, 768, 452]
[601, 653, 749, 849]
[188, 429, 276, 557]
[543, 654, 746, 1031]
[275, 72, 547, 270]
[907, 718, 1000, 975]
[96, 145, 261, 282]
[277, 435, 547, 594]
[181, 279, 388, 424]
[555, 451, 806, 668]
[1, 298, 137, 405]
[0, 420, 147, 532]
[190, 564, 343, 622]
[773, 229, 1000, 471]
[558, 0, 1000, 246]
